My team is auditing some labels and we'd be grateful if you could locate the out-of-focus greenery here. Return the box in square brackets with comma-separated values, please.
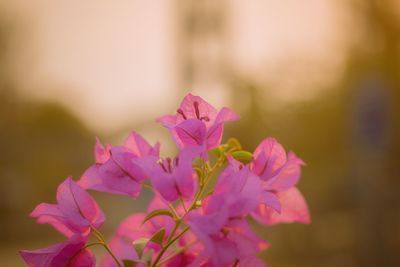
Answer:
[0, 89, 95, 242]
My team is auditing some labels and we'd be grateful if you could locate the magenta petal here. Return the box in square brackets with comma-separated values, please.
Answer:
[172, 119, 207, 148]
[251, 138, 287, 180]
[123, 131, 160, 157]
[153, 172, 178, 202]
[187, 206, 229, 236]
[20, 235, 90, 267]
[95, 137, 111, 164]
[99, 158, 143, 198]
[111, 147, 148, 182]
[226, 219, 268, 258]
[30, 203, 74, 237]
[57, 177, 105, 231]
[174, 147, 202, 200]
[211, 238, 238, 267]
[265, 151, 305, 191]
[69, 249, 96, 267]
[78, 166, 107, 192]
[79, 165, 141, 198]
[156, 114, 177, 128]
[214, 107, 240, 124]
[261, 191, 281, 212]
[268, 187, 311, 224]
[116, 213, 153, 239]
[178, 93, 218, 127]
[206, 123, 224, 149]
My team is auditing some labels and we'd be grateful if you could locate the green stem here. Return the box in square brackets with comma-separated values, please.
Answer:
[151, 154, 226, 267]
[83, 242, 104, 249]
[157, 240, 196, 266]
[151, 227, 190, 267]
[91, 227, 122, 267]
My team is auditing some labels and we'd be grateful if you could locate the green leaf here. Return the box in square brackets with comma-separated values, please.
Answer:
[143, 209, 175, 224]
[149, 228, 166, 245]
[142, 249, 154, 265]
[227, 138, 242, 151]
[209, 147, 223, 157]
[132, 238, 149, 258]
[231, 150, 253, 164]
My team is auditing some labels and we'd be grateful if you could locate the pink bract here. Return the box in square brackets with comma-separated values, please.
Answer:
[20, 235, 95, 267]
[141, 147, 202, 202]
[157, 93, 239, 151]
[79, 131, 159, 198]
[31, 177, 105, 237]
[250, 138, 311, 225]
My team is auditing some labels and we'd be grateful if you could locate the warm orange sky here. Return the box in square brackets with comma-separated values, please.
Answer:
[2, 1, 354, 134]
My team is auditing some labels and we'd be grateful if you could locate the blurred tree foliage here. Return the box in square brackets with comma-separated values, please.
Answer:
[0, 89, 95, 241]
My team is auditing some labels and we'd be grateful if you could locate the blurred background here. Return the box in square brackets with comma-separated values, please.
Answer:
[1, 0, 400, 266]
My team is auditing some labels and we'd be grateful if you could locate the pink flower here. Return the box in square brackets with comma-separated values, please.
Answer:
[214, 157, 263, 217]
[20, 235, 95, 267]
[141, 147, 201, 202]
[79, 132, 160, 198]
[157, 93, 239, 151]
[31, 177, 105, 237]
[187, 195, 268, 267]
[250, 138, 310, 225]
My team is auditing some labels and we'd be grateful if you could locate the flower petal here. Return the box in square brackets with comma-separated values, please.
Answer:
[20, 235, 88, 267]
[56, 177, 105, 231]
[251, 138, 287, 181]
[123, 131, 160, 157]
[269, 187, 311, 224]
[264, 151, 304, 191]
[172, 119, 207, 148]
[95, 137, 111, 164]
[30, 203, 74, 237]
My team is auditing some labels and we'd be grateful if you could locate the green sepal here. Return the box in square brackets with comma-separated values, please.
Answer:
[132, 238, 149, 258]
[149, 228, 166, 245]
[142, 249, 154, 265]
[231, 150, 253, 164]
[227, 138, 242, 151]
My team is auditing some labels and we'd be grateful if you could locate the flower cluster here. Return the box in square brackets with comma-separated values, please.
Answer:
[20, 93, 310, 267]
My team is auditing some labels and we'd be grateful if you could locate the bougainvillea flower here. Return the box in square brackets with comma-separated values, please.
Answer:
[20, 235, 95, 267]
[187, 194, 268, 267]
[79, 131, 160, 198]
[214, 158, 263, 217]
[101, 197, 175, 267]
[31, 177, 105, 237]
[157, 93, 239, 151]
[140, 147, 201, 202]
[249, 138, 310, 224]
[251, 187, 310, 225]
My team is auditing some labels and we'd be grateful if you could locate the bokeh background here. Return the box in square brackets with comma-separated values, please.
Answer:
[1, 1, 400, 266]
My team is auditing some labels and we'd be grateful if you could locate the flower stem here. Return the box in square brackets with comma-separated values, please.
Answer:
[91, 227, 122, 267]
[151, 226, 190, 267]
[151, 154, 226, 267]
